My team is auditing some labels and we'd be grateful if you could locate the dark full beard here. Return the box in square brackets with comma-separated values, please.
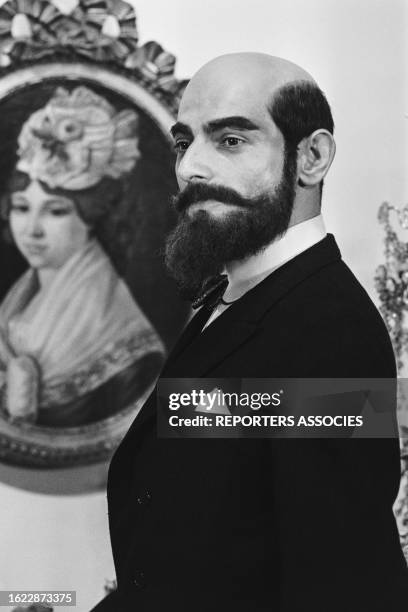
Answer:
[165, 149, 297, 301]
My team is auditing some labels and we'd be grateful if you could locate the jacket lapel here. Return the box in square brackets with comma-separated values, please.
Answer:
[163, 303, 214, 364]
[163, 316, 258, 377]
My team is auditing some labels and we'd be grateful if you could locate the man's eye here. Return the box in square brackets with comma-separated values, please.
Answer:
[174, 140, 190, 153]
[221, 136, 244, 148]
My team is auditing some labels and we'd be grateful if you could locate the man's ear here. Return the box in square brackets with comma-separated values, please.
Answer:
[297, 129, 336, 188]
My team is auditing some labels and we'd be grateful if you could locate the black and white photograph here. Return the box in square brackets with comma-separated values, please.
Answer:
[0, 0, 407, 610]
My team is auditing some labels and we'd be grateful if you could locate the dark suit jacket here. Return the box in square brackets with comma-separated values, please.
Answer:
[91, 234, 408, 611]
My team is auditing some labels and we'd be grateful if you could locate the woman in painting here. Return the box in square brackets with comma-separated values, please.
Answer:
[0, 86, 165, 427]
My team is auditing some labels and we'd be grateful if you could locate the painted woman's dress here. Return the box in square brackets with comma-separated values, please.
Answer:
[0, 239, 164, 426]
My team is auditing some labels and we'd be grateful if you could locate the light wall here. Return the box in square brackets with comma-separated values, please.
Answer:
[0, 1, 406, 611]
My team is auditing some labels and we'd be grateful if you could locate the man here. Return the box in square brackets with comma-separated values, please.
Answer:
[92, 54, 408, 611]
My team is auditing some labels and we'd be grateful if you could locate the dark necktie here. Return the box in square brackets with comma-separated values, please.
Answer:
[191, 274, 229, 310]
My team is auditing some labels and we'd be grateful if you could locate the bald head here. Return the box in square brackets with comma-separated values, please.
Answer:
[188, 52, 314, 91]
[179, 53, 316, 119]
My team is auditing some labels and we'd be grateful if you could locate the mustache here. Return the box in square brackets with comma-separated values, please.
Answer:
[171, 182, 255, 213]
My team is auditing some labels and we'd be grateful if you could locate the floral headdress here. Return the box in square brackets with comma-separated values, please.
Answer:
[16, 86, 140, 190]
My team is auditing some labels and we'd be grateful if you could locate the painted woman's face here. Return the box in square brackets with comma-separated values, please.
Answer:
[9, 180, 90, 270]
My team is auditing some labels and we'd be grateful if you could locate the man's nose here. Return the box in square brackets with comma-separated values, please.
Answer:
[176, 138, 214, 184]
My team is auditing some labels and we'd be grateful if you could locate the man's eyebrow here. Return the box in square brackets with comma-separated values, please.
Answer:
[204, 116, 260, 133]
[170, 122, 193, 138]
[170, 116, 260, 138]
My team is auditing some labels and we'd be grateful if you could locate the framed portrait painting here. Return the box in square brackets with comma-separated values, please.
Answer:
[0, 0, 189, 492]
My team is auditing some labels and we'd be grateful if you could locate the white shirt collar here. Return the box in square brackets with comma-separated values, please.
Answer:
[223, 214, 327, 301]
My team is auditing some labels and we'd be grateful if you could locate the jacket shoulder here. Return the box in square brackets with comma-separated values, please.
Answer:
[257, 259, 396, 377]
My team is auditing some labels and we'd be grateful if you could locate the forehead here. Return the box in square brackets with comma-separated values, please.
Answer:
[178, 70, 277, 133]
